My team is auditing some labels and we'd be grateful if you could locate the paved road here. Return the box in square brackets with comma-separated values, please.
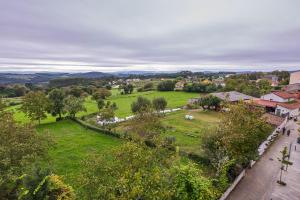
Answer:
[227, 120, 300, 200]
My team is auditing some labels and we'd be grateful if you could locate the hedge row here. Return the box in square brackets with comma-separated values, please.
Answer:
[71, 117, 121, 138]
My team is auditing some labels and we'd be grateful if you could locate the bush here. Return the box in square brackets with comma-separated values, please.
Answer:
[157, 80, 175, 91]
[72, 118, 121, 138]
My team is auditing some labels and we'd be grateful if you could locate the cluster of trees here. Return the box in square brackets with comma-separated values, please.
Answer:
[0, 84, 34, 98]
[223, 71, 290, 97]
[20, 89, 87, 124]
[131, 96, 167, 114]
[0, 101, 74, 199]
[183, 83, 219, 93]
[157, 80, 176, 91]
[77, 100, 221, 199]
[120, 83, 134, 95]
[202, 102, 272, 171]
[137, 82, 154, 92]
[78, 142, 218, 200]
[197, 95, 222, 110]
[223, 78, 271, 97]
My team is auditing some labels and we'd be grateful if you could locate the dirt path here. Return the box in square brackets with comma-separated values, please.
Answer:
[226, 120, 299, 200]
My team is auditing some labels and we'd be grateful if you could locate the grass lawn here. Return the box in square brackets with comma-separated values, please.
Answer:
[37, 120, 122, 184]
[103, 90, 201, 117]
[9, 90, 200, 123]
[115, 109, 221, 155]
[162, 110, 221, 154]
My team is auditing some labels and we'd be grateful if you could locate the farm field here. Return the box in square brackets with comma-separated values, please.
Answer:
[9, 90, 200, 123]
[161, 110, 221, 154]
[36, 120, 122, 185]
[103, 90, 201, 117]
[115, 109, 221, 154]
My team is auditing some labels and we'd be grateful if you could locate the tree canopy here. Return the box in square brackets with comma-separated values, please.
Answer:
[20, 91, 50, 124]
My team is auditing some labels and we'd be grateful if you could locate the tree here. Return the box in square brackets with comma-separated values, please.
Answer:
[96, 99, 105, 111]
[20, 91, 50, 124]
[18, 171, 75, 200]
[127, 111, 164, 141]
[92, 88, 111, 100]
[143, 82, 154, 91]
[48, 88, 65, 119]
[157, 80, 175, 91]
[64, 96, 86, 118]
[131, 96, 152, 113]
[121, 84, 134, 94]
[173, 164, 217, 200]
[78, 142, 177, 200]
[0, 98, 6, 112]
[198, 95, 221, 110]
[277, 146, 293, 185]
[257, 79, 272, 95]
[152, 97, 167, 113]
[79, 142, 218, 200]
[68, 86, 84, 97]
[202, 101, 272, 165]
[0, 112, 52, 199]
[99, 107, 115, 121]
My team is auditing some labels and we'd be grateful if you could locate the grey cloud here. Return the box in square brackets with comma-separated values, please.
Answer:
[0, 0, 300, 72]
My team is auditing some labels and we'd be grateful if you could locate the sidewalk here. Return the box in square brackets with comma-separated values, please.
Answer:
[226, 120, 300, 200]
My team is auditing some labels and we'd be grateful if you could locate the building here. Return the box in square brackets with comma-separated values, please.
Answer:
[261, 91, 295, 102]
[262, 113, 285, 127]
[211, 91, 255, 102]
[283, 83, 300, 92]
[289, 71, 300, 85]
[275, 101, 300, 117]
[252, 99, 277, 113]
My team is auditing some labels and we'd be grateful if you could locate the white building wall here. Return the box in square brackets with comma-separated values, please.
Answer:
[290, 71, 300, 85]
[275, 105, 299, 117]
[261, 93, 288, 102]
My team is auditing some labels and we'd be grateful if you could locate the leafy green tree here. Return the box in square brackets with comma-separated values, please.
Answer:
[99, 108, 115, 121]
[78, 142, 177, 200]
[68, 86, 84, 98]
[0, 98, 7, 112]
[18, 172, 75, 200]
[198, 95, 221, 110]
[173, 164, 217, 200]
[0, 112, 52, 199]
[131, 96, 152, 113]
[152, 97, 167, 113]
[79, 142, 218, 200]
[157, 80, 175, 91]
[20, 91, 50, 124]
[121, 84, 134, 94]
[63, 96, 86, 118]
[48, 88, 65, 119]
[127, 111, 164, 141]
[203, 101, 272, 165]
[257, 79, 272, 95]
[96, 99, 105, 111]
[92, 88, 111, 100]
[111, 102, 118, 111]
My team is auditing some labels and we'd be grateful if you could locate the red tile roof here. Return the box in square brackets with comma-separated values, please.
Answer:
[277, 100, 300, 110]
[273, 91, 295, 99]
[262, 113, 285, 126]
[253, 99, 277, 108]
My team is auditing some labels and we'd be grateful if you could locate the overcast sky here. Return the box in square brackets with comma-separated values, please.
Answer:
[0, 0, 300, 72]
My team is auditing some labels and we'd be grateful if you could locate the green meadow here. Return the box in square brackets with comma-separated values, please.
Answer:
[10, 90, 200, 123]
[161, 110, 221, 154]
[37, 120, 122, 184]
